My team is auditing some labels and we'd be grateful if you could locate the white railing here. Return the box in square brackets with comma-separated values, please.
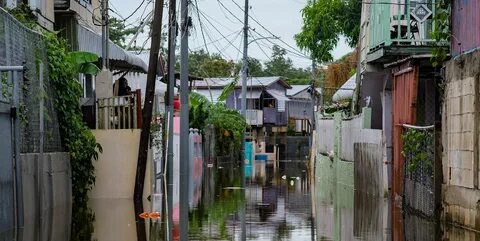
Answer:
[97, 93, 140, 129]
[246, 109, 263, 126]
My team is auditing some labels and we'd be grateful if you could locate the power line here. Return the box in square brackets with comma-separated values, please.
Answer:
[216, 0, 244, 23]
[229, 0, 310, 58]
[248, 29, 273, 63]
[121, 0, 147, 22]
[197, 8, 244, 56]
[193, 0, 210, 53]
[191, 30, 242, 51]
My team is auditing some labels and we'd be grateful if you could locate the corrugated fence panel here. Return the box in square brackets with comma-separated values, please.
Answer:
[354, 143, 383, 197]
[452, 0, 480, 57]
[316, 117, 335, 155]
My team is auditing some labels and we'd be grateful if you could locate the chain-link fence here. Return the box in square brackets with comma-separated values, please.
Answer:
[0, 8, 62, 153]
[402, 126, 435, 218]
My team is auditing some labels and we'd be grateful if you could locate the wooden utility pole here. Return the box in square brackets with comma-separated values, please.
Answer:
[134, 0, 165, 201]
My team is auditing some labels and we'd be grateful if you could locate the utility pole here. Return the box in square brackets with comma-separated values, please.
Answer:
[165, 0, 176, 240]
[240, 1, 248, 241]
[101, 0, 109, 68]
[134, 0, 165, 201]
[240, 0, 249, 117]
[179, 0, 189, 239]
[310, 60, 316, 133]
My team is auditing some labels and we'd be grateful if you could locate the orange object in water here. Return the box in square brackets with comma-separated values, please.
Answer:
[149, 212, 161, 219]
[138, 212, 149, 219]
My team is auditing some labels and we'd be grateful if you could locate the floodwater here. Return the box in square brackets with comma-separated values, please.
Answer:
[4, 157, 480, 241]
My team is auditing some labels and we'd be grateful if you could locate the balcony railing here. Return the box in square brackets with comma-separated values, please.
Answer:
[97, 93, 141, 129]
[369, 0, 442, 52]
[246, 109, 263, 126]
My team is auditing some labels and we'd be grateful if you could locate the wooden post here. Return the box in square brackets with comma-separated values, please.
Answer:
[134, 0, 165, 201]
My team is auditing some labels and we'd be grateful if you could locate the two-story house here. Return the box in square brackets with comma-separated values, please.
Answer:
[358, 0, 447, 238]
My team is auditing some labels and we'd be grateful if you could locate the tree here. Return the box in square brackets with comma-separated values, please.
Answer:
[108, 17, 142, 48]
[235, 57, 265, 77]
[188, 50, 235, 77]
[295, 0, 361, 62]
[264, 45, 310, 84]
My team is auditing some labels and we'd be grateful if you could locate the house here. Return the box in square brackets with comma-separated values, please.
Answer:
[441, 0, 480, 233]
[314, 1, 448, 240]
[287, 84, 318, 133]
[193, 77, 293, 129]
[356, 0, 445, 238]
[2, 0, 150, 201]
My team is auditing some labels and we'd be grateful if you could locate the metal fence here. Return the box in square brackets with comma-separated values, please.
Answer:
[0, 8, 62, 153]
[0, 8, 64, 237]
[402, 125, 436, 218]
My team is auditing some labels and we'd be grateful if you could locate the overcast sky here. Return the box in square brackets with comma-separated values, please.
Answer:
[109, 0, 352, 68]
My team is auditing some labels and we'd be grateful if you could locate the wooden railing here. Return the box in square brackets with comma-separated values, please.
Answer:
[369, 0, 444, 51]
[97, 91, 142, 129]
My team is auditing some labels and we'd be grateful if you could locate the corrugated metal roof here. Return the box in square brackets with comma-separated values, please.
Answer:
[332, 74, 356, 102]
[194, 89, 224, 103]
[238, 90, 263, 99]
[266, 89, 290, 102]
[77, 24, 148, 72]
[287, 85, 310, 96]
[193, 76, 291, 89]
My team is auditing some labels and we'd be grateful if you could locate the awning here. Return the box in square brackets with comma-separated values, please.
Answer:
[332, 74, 356, 102]
[238, 90, 262, 99]
[266, 89, 290, 102]
[77, 24, 148, 73]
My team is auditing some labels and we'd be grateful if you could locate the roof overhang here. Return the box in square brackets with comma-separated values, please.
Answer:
[77, 24, 148, 73]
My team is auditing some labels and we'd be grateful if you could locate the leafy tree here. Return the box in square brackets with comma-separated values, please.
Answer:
[295, 0, 361, 62]
[235, 57, 265, 77]
[187, 50, 235, 77]
[108, 17, 141, 48]
[264, 45, 310, 84]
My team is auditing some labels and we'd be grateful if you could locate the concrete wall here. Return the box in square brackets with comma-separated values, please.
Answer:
[315, 114, 335, 155]
[442, 49, 480, 231]
[315, 109, 386, 196]
[20, 152, 71, 241]
[90, 129, 151, 199]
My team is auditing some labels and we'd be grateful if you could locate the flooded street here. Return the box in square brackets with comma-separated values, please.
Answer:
[4, 156, 480, 241]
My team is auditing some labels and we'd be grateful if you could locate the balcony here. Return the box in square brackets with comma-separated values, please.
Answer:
[97, 93, 142, 129]
[367, 0, 447, 63]
[246, 109, 263, 126]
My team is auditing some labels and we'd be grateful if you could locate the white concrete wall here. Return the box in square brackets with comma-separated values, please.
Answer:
[90, 129, 151, 199]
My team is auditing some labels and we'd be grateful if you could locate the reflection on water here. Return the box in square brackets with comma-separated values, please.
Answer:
[8, 157, 480, 241]
[187, 159, 315, 241]
[314, 157, 449, 241]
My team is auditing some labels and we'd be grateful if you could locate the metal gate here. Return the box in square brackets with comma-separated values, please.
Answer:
[0, 66, 23, 238]
[392, 63, 418, 198]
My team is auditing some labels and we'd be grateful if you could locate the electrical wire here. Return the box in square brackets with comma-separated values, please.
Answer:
[228, 0, 310, 58]
[193, 0, 210, 53]
[197, 8, 244, 55]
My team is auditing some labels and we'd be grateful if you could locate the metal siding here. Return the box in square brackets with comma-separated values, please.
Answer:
[392, 65, 418, 199]
[0, 103, 14, 235]
[263, 107, 277, 124]
[452, 0, 480, 56]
